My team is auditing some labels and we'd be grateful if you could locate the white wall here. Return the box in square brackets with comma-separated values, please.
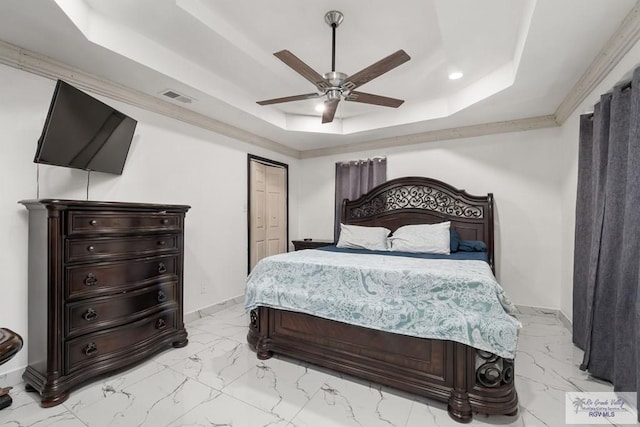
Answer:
[297, 128, 564, 309]
[559, 39, 640, 322]
[0, 63, 299, 378]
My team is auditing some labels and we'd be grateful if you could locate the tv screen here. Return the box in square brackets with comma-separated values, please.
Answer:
[34, 80, 137, 175]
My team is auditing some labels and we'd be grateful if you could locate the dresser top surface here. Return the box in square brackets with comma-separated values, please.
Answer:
[19, 199, 191, 212]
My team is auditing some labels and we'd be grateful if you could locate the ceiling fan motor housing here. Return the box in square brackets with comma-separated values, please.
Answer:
[323, 71, 347, 88]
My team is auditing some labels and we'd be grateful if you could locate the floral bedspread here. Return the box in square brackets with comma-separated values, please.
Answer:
[245, 249, 520, 359]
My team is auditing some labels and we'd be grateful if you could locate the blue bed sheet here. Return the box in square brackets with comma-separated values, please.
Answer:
[316, 245, 489, 263]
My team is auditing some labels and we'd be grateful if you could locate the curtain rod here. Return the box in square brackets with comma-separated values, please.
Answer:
[583, 79, 634, 120]
[337, 156, 386, 166]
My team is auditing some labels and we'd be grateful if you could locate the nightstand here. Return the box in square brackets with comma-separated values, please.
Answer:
[292, 239, 335, 251]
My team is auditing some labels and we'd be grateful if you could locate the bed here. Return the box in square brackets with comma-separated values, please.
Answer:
[245, 176, 519, 423]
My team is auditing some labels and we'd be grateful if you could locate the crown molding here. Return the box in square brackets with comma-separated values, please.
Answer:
[3, 2, 637, 162]
[554, 2, 640, 124]
[0, 40, 301, 159]
[299, 115, 559, 159]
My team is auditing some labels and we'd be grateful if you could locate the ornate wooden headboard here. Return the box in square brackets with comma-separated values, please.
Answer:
[341, 176, 495, 271]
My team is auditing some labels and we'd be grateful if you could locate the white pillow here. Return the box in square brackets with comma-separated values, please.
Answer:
[336, 223, 390, 251]
[388, 222, 451, 254]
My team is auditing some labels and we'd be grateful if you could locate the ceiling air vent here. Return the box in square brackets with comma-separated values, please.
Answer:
[160, 89, 193, 104]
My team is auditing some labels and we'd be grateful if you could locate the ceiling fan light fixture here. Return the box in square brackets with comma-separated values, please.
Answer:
[449, 71, 464, 80]
[326, 89, 341, 101]
[315, 104, 325, 112]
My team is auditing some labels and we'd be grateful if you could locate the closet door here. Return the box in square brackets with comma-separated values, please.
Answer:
[249, 157, 288, 271]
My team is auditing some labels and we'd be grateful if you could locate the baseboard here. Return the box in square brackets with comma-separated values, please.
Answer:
[515, 304, 559, 317]
[557, 310, 572, 332]
[184, 300, 573, 332]
[0, 366, 24, 388]
[184, 294, 244, 323]
[516, 304, 572, 333]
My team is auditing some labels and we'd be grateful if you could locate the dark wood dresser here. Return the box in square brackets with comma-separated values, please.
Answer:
[19, 199, 190, 407]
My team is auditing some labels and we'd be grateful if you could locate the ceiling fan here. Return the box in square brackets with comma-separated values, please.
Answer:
[257, 10, 411, 124]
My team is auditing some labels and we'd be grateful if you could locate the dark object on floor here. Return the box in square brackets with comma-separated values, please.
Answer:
[0, 387, 13, 410]
[0, 328, 23, 410]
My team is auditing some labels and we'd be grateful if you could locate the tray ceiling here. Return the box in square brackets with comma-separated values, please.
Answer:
[0, 0, 637, 153]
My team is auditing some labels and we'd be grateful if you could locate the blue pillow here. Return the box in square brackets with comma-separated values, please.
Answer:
[458, 239, 486, 252]
[449, 229, 460, 252]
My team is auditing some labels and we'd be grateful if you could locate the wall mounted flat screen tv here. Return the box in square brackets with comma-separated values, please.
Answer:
[34, 80, 137, 175]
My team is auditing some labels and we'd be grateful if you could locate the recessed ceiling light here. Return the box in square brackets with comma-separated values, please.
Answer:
[315, 104, 325, 112]
[449, 72, 463, 80]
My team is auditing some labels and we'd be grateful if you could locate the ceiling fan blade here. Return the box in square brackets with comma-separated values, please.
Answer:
[257, 93, 321, 106]
[274, 50, 329, 91]
[345, 91, 404, 108]
[322, 99, 340, 123]
[342, 50, 411, 91]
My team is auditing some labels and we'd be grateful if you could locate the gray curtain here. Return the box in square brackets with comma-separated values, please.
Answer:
[573, 67, 640, 419]
[334, 157, 387, 241]
[572, 112, 598, 349]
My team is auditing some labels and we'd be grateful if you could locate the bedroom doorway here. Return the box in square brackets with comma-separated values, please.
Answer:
[247, 155, 289, 272]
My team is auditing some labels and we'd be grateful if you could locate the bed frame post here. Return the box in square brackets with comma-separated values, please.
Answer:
[247, 308, 273, 360]
[470, 350, 518, 417]
[447, 342, 473, 423]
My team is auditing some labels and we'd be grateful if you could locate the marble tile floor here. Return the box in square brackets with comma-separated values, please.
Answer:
[0, 304, 636, 427]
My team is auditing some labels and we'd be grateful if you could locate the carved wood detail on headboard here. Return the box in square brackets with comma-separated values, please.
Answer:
[347, 184, 484, 219]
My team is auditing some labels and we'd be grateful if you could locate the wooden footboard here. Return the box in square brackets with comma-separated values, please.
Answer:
[247, 307, 518, 423]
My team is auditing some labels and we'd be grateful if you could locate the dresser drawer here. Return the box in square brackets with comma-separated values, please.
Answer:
[67, 211, 181, 235]
[66, 235, 178, 263]
[65, 256, 177, 300]
[65, 280, 177, 338]
[65, 309, 178, 375]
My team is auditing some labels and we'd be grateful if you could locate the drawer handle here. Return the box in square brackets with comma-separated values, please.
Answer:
[84, 342, 98, 357]
[161, 219, 169, 224]
[156, 318, 166, 329]
[83, 308, 98, 321]
[87, 245, 96, 252]
[84, 273, 98, 287]
[157, 291, 167, 303]
[89, 220, 97, 226]
[158, 263, 167, 274]
[157, 240, 166, 246]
